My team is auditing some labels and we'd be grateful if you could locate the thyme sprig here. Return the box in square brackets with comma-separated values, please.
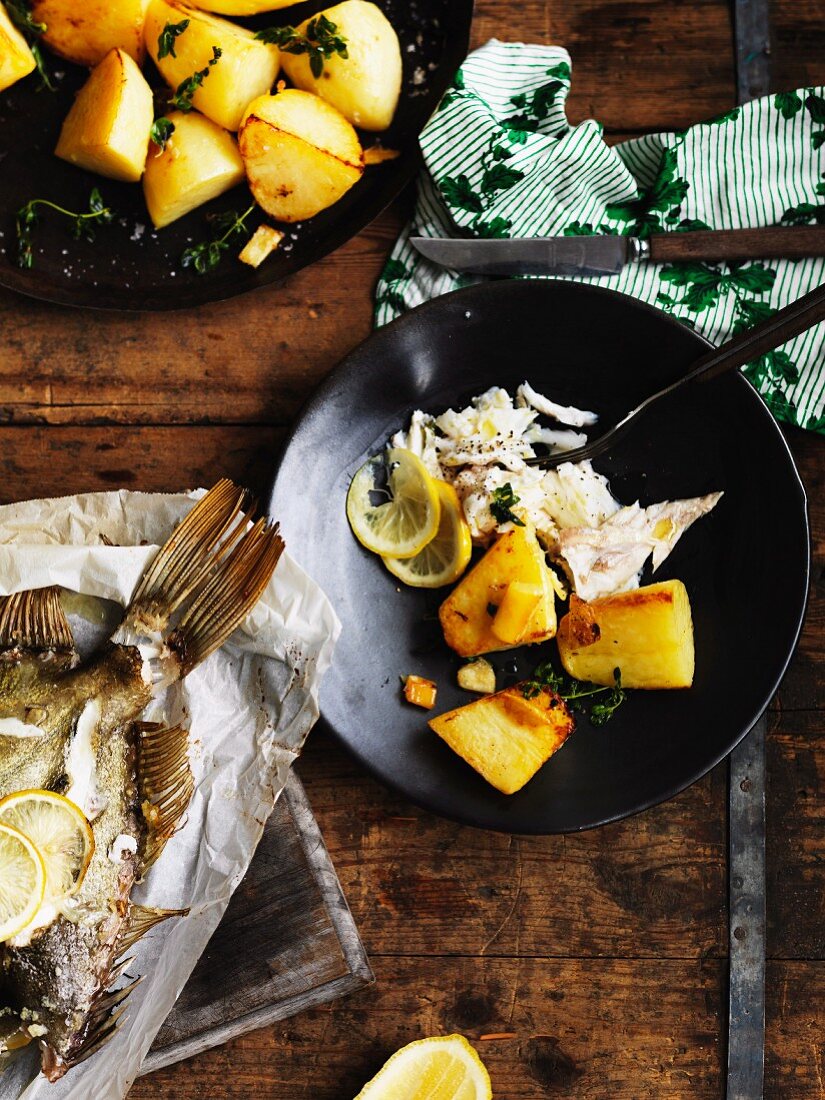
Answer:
[255, 15, 348, 78]
[150, 116, 175, 151]
[490, 483, 525, 527]
[15, 188, 115, 269]
[157, 18, 189, 59]
[521, 661, 626, 726]
[170, 46, 221, 112]
[181, 205, 256, 275]
[6, 0, 55, 91]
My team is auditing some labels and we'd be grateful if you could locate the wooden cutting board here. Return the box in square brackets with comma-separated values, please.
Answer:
[141, 771, 373, 1074]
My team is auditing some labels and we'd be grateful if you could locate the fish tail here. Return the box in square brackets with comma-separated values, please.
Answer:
[123, 479, 254, 635]
[166, 514, 284, 675]
[0, 586, 74, 652]
[136, 721, 194, 870]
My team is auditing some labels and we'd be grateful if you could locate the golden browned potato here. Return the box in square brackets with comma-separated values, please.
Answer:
[238, 223, 283, 267]
[279, 1, 401, 132]
[144, 0, 279, 131]
[429, 686, 574, 795]
[557, 580, 695, 689]
[55, 48, 154, 182]
[186, 0, 295, 12]
[439, 525, 558, 658]
[239, 89, 363, 222]
[142, 109, 244, 227]
[0, 3, 36, 92]
[32, 0, 150, 67]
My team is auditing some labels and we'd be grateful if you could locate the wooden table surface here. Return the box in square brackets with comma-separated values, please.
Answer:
[2, 2, 823, 1097]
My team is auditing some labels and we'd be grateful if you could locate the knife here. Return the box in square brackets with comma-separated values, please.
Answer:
[411, 225, 825, 277]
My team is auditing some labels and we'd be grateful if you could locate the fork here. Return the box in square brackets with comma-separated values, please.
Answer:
[527, 281, 825, 469]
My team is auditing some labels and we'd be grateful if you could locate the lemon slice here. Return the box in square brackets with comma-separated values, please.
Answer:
[0, 790, 94, 906]
[383, 481, 472, 588]
[347, 448, 441, 559]
[354, 1034, 492, 1100]
[0, 822, 45, 943]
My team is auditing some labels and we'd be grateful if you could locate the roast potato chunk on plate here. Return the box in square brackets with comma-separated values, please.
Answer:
[55, 48, 154, 183]
[280, 0, 402, 132]
[143, 109, 245, 227]
[144, 0, 280, 131]
[430, 686, 574, 795]
[439, 526, 558, 658]
[0, 3, 36, 92]
[32, 0, 151, 67]
[557, 579, 695, 689]
[238, 224, 284, 267]
[239, 90, 363, 222]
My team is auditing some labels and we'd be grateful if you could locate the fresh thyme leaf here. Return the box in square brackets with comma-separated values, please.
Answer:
[150, 117, 175, 151]
[15, 189, 115, 268]
[157, 18, 189, 59]
[6, 0, 55, 91]
[490, 483, 525, 527]
[180, 204, 255, 275]
[170, 46, 221, 112]
[520, 662, 626, 725]
[255, 14, 348, 78]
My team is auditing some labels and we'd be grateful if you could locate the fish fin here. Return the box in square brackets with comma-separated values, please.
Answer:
[124, 479, 253, 635]
[166, 516, 284, 675]
[116, 903, 189, 953]
[136, 722, 195, 869]
[54, 977, 143, 1077]
[0, 587, 74, 652]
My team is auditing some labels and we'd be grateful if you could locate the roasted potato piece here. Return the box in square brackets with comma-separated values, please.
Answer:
[142, 109, 244, 227]
[430, 685, 574, 795]
[239, 89, 363, 222]
[144, 0, 279, 131]
[403, 674, 437, 709]
[32, 0, 150, 67]
[187, 0, 295, 11]
[457, 658, 496, 695]
[55, 48, 154, 182]
[0, 3, 36, 92]
[238, 223, 284, 267]
[280, 0, 401, 132]
[557, 580, 695, 689]
[439, 526, 557, 658]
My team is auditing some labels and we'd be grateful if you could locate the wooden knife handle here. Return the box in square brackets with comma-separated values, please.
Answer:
[648, 225, 825, 263]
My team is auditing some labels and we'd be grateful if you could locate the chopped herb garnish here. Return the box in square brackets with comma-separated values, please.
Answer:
[181, 204, 255, 275]
[490, 483, 525, 527]
[15, 188, 114, 269]
[521, 661, 626, 726]
[255, 15, 348, 79]
[157, 18, 189, 59]
[6, 0, 55, 91]
[170, 46, 221, 112]
[150, 117, 175, 151]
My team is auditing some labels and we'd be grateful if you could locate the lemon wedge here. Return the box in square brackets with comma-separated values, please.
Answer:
[347, 448, 441, 559]
[0, 821, 45, 944]
[383, 481, 472, 588]
[0, 790, 94, 907]
[354, 1035, 492, 1100]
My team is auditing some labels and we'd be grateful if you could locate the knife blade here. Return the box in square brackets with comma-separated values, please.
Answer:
[411, 224, 825, 277]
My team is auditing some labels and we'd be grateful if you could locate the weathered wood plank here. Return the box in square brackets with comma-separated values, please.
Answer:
[469, 0, 737, 130]
[130, 955, 825, 1099]
[297, 730, 728, 961]
[0, 425, 283, 501]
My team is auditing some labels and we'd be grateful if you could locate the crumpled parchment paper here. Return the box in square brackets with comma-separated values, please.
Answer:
[0, 489, 340, 1100]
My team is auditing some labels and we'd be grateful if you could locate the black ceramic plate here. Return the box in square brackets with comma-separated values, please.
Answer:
[0, 0, 472, 310]
[269, 281, 810, 833]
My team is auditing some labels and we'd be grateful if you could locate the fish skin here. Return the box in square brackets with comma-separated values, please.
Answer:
[0, 645, 151, 801]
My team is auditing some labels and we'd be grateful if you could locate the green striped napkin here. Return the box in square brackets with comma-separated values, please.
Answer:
[375, 41, 825, 434]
